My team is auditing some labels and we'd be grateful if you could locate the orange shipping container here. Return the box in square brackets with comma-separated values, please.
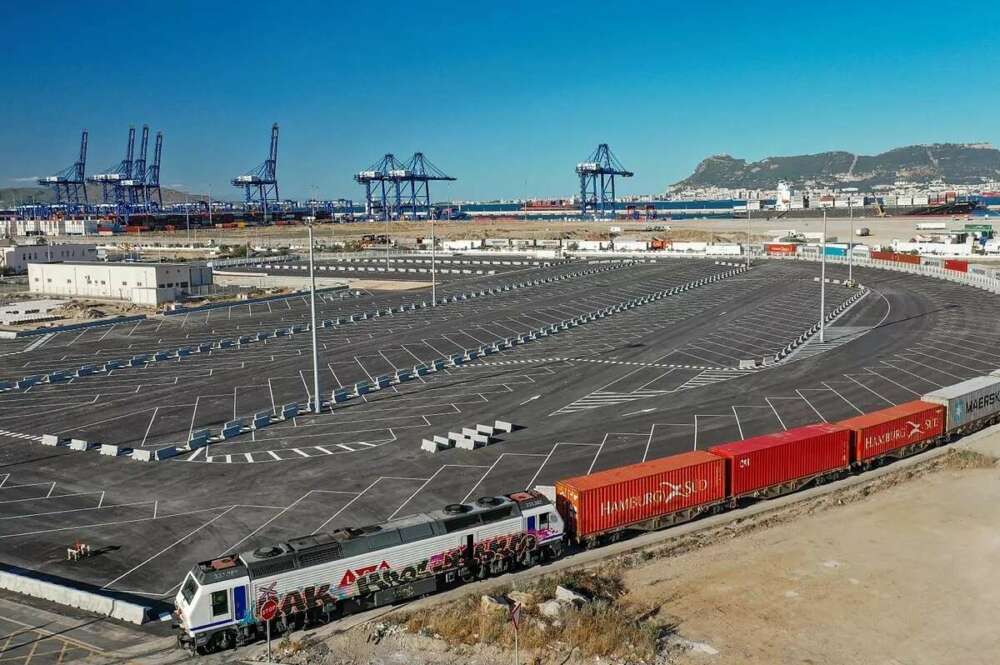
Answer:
[837, 401, 945, 462]
[555, 451, 725, 541]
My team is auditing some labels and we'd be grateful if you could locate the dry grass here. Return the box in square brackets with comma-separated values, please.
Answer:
[396, 569, 667, 662]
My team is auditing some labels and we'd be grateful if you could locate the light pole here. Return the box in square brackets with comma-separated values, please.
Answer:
[185, 192, 191, 244]
[746, 200, 752, 269]
[307, 221, 321, 413]
[848, 200, 854, 285]
[431, 216, 436, 306]
[820, 209, 827, 343]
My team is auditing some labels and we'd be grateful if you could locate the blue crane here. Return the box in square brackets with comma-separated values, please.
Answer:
[144, 131, 163, 211]
[88, 126, 137, 218]
[395, 153, 456, 220]
[122, 125, 150, 211]
[232, 123, 279, 216]
[576, 144, 633, 218]
[37, 130, 89, 214]
[355, 153, 407, 221]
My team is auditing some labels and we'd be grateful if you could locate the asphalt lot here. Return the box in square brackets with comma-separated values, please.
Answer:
[0, 256, 998, 616]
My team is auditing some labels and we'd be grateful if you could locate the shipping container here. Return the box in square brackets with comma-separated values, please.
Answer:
[765, 242, 799, 256]
[708, 424, 850, 499]
[555, 451, 725, 542]
[923, 376, 1000, 431]
[944, 259, 968, 273]
[870, 250, 921, 265]
[837, 401, 945, 463]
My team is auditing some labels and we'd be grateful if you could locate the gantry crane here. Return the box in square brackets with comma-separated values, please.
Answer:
[576, 144, 633, 218]
[232, 123, 279, 215]
[38, 130, 89, 214]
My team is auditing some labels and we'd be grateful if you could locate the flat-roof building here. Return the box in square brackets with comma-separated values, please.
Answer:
[27, 262, 212, 306]
[1, 242, 98, 274]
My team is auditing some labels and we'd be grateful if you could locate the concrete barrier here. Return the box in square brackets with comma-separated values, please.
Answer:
[252, 412, 272, 429]
[414, 364, 429, 376]
[332, 388, 351, 403]
[100, 444, 128, 457]
[131, 446, 178, 462]
[450, 355, 464, 366]
[394, 369, 413, 383]
[129, 355, 149, 367]
[0, 569, 152, 624]
[352, 382, 370, 397]
[421, 439, 445, 453]
[47, 370, 70, 383]
[41, 434, 62, 447]
[495, 420, 514, 433]
[476, 424, 497, 435]
[281, 403, 300, 419]
[374, 375, 391, 390]
[188, 430, 210, 448]
[177, 347, 193, 357]
[221, 419, 245, 439]
[431, 359, 445, 371]
[152, 351, 171, 362]
[75, 365, 97, 377]
[68, 439, 92, 451]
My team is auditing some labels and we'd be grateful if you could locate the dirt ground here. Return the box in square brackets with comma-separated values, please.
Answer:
[242, 444, 999, 665]
[631, 454, 1000, 665]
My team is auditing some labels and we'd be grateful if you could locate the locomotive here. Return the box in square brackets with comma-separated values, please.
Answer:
[175, 491, 562, 653]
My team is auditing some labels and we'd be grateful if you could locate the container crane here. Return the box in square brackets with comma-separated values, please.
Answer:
[576, 144, 633, 218]
[88, 126, 136, 217]
[144, 131, 163, 211]
[121, 125, 150, 211]
[37, 130, 89, 214]
[355, 153, 407, 221]
[232, 123, 279, 217]
[394, 153, 456, 220]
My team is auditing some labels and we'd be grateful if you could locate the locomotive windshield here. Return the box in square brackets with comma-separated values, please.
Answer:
[180, 573, 198, 604]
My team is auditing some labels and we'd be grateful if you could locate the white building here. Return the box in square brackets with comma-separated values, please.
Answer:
[1, 242, 98, 274]
[28, 262, 213, 305]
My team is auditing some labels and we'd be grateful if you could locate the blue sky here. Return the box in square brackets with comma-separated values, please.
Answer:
[2, 1, 998, 201]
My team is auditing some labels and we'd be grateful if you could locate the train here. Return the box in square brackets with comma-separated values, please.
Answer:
[174, 373, 1000, 654]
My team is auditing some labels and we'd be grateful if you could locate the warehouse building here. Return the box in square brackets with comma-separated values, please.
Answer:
[1, 241, 98, 274]
[27, 262, 213, 305]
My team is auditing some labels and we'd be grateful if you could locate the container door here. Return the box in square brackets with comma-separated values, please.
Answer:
[233, 585, 247, 622]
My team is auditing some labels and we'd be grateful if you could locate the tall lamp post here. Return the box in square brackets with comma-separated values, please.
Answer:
[746, 199, 752, 268]
[848, 200, 854, 285]
[431, 216, 437, 306]
[820, 209, 827, 343]
[307, 220, 321, 413]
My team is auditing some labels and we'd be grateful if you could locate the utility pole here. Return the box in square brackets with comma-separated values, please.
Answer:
[746, 201, 752, 268]
[848, 200, 854, 285]
[431, 216, 436, 306]
[307, 221, 321, 413]
[820, 209, 827, 343]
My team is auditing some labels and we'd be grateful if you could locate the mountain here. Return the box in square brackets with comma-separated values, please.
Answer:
[671, 143, 1000, 191]
[0, 184, 204, 207]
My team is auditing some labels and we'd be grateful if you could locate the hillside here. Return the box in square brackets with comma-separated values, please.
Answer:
[0, 184, 202, 207]
[672, 143, 1000, 190]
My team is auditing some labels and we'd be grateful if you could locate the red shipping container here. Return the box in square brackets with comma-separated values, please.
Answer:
[837, 400, 944, 462]
[944, 259, 968, 273]
[765, 243, 798, 255]
[555, 451, 725, 540]
[708, 423, 850, 498]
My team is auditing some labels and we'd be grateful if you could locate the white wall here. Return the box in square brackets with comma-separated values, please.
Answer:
[27, 263, 211, 304]
[1, 243, 97, 274]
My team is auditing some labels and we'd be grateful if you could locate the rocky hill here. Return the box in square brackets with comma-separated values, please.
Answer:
[672, 143, 1000, 190]
[0, 184, 200, 206]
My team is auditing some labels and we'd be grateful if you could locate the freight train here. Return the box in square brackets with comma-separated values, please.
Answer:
[175, 373, 1000, 654]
